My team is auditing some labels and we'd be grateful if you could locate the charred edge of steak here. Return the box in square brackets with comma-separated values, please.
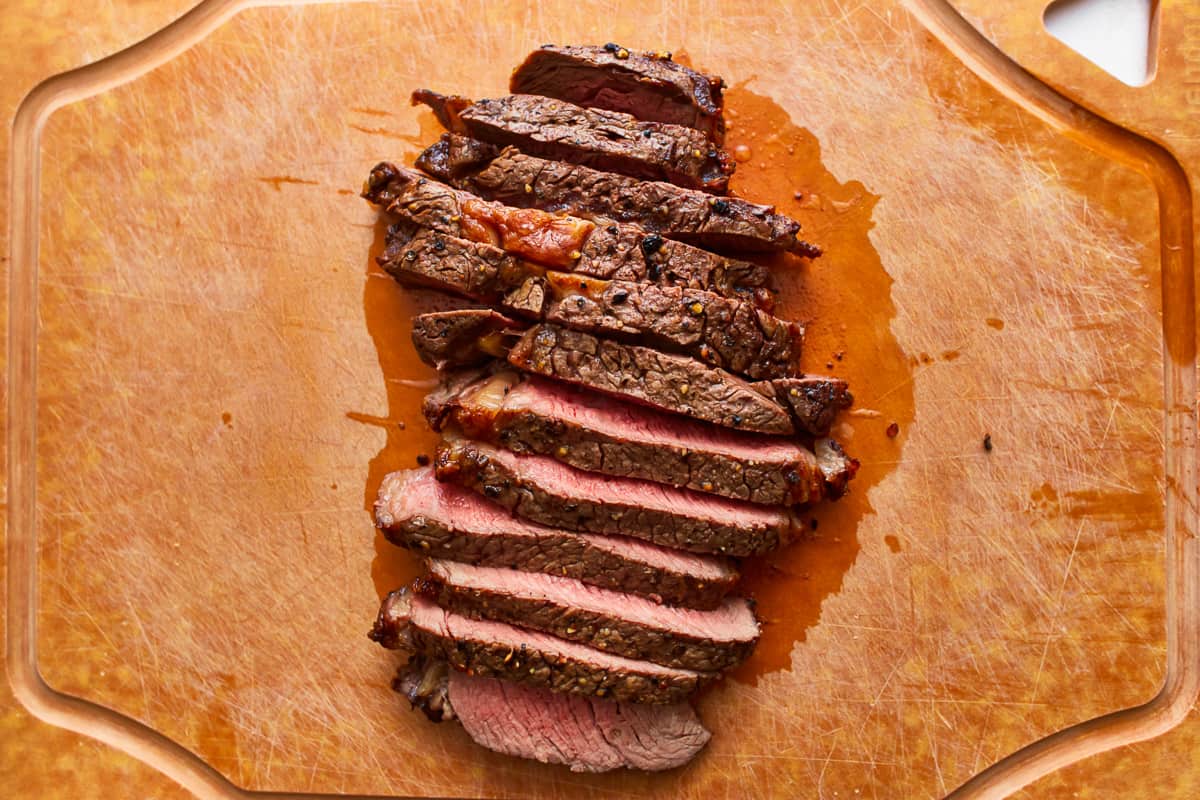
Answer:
[362, 161, 404, 207]
[368, 588, 413, 650]
[424, 575, 757, 672]
[392, 656, 457, 723]
[767, 376, 855, 436]
[434, 438, 793, 556]
[415, 134, 501, 182]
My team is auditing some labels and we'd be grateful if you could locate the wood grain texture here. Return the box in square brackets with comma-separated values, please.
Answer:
[3, 1, 1195, 798]
[1, 5, 205, 799]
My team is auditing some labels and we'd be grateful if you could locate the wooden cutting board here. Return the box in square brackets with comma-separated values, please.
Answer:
[6, 1, 1198, 797]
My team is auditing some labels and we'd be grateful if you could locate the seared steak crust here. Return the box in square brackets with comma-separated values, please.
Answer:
[372, 590, 712, 704]
[507, 323, 795, 434]
[416, 135, 819, 256]
[381, 227, 799, 379]
[425, 561, 758, 671]
[425, 371, 853, 505]
[375, 469, 739, 609]
[365, 163, 769, 299]
[415, 91, 733, 192]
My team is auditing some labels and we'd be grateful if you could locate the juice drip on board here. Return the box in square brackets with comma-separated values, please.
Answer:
[723, 88, 914, 684]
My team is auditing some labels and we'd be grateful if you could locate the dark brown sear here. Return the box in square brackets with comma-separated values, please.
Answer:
[416, 134, 820, 256]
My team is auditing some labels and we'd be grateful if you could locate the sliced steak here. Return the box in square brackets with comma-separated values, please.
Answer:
[410, 308, 521, 370]
[507, 323, 795, 434]
[510, 44, 726, 143]
[540, 272, 800, 380]
[417, 135, 820, 256]
[381, 227, 799, 379]
[760, 376, 855, 436]
[413, 91, 733, 193]
[435, 438, 798, 556]
[395, 657, 711, 772]
[425, 559, 758, 671]
[374, 468, 738, 608]
[425, 370, 856, 505]
[371, 589, 712, 704]
[365, 164, 769, 299]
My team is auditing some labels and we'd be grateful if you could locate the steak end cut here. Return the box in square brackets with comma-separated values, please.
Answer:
[395, 657, 712, 772]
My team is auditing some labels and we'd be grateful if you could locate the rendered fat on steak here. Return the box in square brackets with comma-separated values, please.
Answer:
[424, 559, 759, 671]
[416, 134, 820, 256]
[394, 658, 711, 772]
[374, 468, 739, 608]
[364, 164, 770, 300]
[435, 438, 799, 556]
[371, 589, 713, 704]
[380, 227, 802, 379]
[510, 44, 726, 143]
[413, 91, 733, 192]
[426, 370, 857, 504]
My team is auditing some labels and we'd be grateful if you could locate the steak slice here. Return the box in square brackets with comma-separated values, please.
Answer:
[539, 272, 800, 380]
[412, 314, 848, 437]
[410, 308, 521, 370]
[374, 468, 738, 609]
[507, 323, 795, 434]
[413, 91, 733, 193]
[435, 438, 798, 556]
[371, 589, 712, 704]
[425, 559, 758, 671]
[416, 135, 820, 256]
[425, 370, 856, 505]
[394, 658, 711, 772]
[510, 44, 726, 143]
[365, 164, 769, 299]
[381, 227, 800, 379]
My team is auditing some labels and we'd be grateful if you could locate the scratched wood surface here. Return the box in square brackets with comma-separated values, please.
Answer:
[4, 1, 1197, 797]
